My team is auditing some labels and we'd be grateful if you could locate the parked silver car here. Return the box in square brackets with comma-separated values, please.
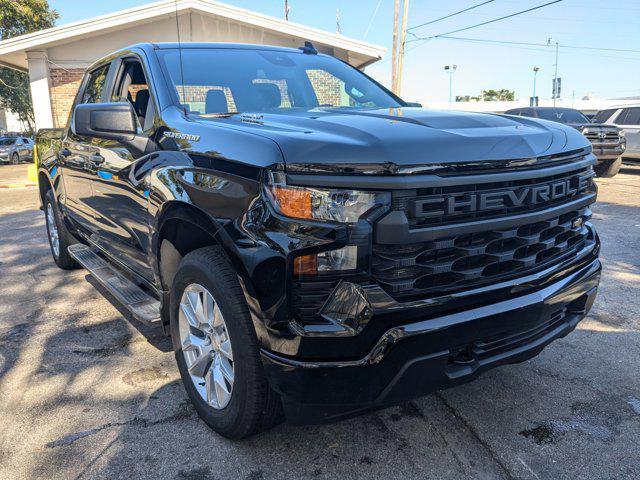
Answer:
[592, 106, 640, 162]
[0, 136, 34, 164]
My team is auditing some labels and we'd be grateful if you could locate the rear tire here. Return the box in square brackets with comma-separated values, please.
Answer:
[594, 157, 621, 178]
[44, 190, 79, 270]
[170, 246, 283, 439]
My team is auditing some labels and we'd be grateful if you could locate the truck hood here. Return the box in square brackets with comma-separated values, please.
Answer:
[566, 122, 620, 131]
[194, 107, 590, 174]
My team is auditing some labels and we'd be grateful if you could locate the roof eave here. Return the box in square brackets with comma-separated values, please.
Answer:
[0, 0, 385, 63]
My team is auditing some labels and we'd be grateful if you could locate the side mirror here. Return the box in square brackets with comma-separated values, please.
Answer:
[73, 102, 137, 139]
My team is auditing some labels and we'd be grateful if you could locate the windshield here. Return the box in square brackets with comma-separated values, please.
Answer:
[535, 109, 589, 124]
[0, 138, 15, 146]
[157, 47, 402, 115]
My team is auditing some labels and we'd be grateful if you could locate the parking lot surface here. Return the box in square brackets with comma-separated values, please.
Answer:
[0, 163, 639, 479]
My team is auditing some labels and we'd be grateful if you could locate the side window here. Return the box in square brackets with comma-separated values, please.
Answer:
[617, 107, 640, 125]
[81, 65, 110, 104]
[592, 109, 615, 124]
[112, 59, 155, 131]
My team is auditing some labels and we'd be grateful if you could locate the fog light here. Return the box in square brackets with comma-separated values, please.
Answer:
[293, 246, 358, 275]
[319, 281, 373, 334]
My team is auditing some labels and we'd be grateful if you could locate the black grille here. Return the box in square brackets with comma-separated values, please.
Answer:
[372, 207, 595, 301]
[393, 166, 594, 229]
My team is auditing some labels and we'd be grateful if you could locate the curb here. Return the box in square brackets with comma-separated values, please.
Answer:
[0, 183, 37, 189]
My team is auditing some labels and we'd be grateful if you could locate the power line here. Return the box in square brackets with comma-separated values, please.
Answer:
[440, 35, 640, 54]
[363, 0, 383, 39]
[407, 0, 495, 31]
[409, 0, 563, 41]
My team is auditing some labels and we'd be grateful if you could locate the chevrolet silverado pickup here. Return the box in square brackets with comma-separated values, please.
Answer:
[36, 43, 601, 439]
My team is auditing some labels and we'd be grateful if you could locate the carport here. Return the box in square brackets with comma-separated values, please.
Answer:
[0, 0, 385, 130]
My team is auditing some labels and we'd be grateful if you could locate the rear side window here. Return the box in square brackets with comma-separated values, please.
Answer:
[616, 107, 640, 125]
[592, 109, 615, 124]
[81, 65, 110, 104]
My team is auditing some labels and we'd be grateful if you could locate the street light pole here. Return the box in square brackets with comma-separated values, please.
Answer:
[444, 65, 457, 110]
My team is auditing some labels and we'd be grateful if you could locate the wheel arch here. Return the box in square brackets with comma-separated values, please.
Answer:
[38, 170, 53, 207]
[153, 201, 254, 296]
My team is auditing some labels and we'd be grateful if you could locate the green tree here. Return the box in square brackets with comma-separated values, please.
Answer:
[481, 89, 516, 101]
[0, 0, 58, 133]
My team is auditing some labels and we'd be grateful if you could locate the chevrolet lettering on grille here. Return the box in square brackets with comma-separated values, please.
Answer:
[411, 171, 593, 219]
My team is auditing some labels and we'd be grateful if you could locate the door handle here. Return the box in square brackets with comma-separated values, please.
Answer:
[90, 154, 105, 164]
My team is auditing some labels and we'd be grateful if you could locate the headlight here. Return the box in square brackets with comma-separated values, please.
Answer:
[265, 171, 390, 224]
[619, 130, 625, 138]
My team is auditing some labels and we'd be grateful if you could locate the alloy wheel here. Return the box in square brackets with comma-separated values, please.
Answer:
[46, 203, 60, 257]
[178, 283, 234, 409]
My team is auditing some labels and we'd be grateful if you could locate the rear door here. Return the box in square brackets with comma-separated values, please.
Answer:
[20, 138, 31, 159]
[61, 63, 112, 232]
[614, 107, 640, 158]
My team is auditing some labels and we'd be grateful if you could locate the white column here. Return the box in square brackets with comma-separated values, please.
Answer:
[26, 50, 54, 130]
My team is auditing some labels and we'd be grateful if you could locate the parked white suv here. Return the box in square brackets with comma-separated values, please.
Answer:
[592, 106, 640, 162]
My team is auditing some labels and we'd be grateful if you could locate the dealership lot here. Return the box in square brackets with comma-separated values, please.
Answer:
[0, 163, 638, 480]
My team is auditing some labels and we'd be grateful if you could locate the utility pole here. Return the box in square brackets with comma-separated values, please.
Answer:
[396, 0, 410, 96]
[391, 0, 400, 94]
[553, 40, 559, 106]
[284, 0, 289, 21]
[532, 66, 539, 106]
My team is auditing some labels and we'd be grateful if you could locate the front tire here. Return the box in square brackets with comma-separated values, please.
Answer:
[594, 157, 621, 178]
[44, 190, 79, 269]
[170, 246, 282, 439]
[11, 152, 19, 164]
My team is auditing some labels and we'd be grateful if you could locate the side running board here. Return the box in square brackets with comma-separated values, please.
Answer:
[68, 244, 161, 326]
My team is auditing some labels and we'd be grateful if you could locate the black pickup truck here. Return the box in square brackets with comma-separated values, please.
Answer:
[504, 106, 626, 177]
[36, 43, 601, 439]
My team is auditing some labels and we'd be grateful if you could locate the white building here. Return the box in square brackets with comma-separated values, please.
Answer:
[0, 0, 385, 131]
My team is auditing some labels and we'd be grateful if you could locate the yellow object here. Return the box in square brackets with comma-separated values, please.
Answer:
[28, 146, 38, 182]
[28, 164, 37, 182]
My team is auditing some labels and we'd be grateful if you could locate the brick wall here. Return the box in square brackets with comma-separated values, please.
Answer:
[49, 68, 85, 128]
[307, 69, 344, 106]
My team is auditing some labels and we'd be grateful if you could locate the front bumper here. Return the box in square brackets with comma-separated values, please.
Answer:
[261, 257, 600, 424]
[592, 144, 625, 160]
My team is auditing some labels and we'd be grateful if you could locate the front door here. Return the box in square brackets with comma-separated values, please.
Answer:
[87, 57, 157, 281]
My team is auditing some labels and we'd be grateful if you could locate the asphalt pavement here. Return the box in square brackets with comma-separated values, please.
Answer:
[0, 162, 639, 479]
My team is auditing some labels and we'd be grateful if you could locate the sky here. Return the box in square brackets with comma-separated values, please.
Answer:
[50, 0, 640, 104]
